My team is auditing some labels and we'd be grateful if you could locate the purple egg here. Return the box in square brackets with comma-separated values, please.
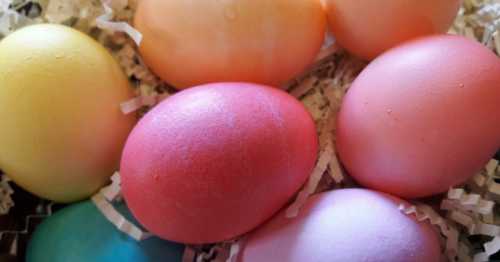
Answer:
[240, 189, 441, 262]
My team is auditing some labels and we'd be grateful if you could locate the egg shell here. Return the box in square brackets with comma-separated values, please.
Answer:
[323, 0, 461, 60]
[0, 24, 136, 203]
[240, 189, 441, 262]
[121, 83, 318, 244]
[337, 35, 500, 198]
[135, 0, 326, 89]
[26, 200, 184, 262]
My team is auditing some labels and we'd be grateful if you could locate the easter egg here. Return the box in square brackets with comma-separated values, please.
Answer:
[135, 0, 326, 89]
[240, 189, 441, 262]
[336, 35, 500, 198]
[323, 0, 461, 60]
[26, 200, 184, 262]
[121, 83, 318, 244]
[0, 24, 136, 202]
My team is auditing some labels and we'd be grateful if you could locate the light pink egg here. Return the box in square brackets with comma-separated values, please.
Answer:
[337, 35, 500, 198]
[240, 189, 441, 262]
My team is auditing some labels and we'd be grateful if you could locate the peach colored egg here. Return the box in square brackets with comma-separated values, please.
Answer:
[135, 0, 326, 89]
[240, 189, 441, 262]
[323, 0, 461, 60]
[336, 35, 500, 198]
[121, 83, 318, 244]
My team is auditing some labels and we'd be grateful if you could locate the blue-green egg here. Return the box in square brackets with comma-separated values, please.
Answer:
[26, 200, 184, 262]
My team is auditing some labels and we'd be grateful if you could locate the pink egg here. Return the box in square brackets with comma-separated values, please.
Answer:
[337, 35, 500, 198]
[121, 83, 318, 244]
[240, 189, 441, 262]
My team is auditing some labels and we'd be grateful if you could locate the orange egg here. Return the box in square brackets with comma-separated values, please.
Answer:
[323, 0, 461, 60]
[135, 0, 326, 89]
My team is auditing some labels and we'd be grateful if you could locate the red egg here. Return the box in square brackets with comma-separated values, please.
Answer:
[240, 189, 441, 262]
[121, 83, 318, 244]
[337, 35, 500, 198]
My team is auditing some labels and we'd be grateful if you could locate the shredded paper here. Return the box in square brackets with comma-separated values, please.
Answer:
[0, 0, 499, 261]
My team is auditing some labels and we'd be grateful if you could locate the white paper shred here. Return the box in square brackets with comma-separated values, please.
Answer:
[485, 159, 498, 176]
[0, 202, 52, 241]
[328, 147, 344, 183]
[290, 76, 318, 99]
[0, 0, 35, 37]
[90, 172, 153, 241]
[98, 172, 122, 202]
[195, 245, 229, 262]
[226, 238, 244, 262]
[399, 204, 460, 261]
[494, 31, 500, 53]
[96, 0, 142, 45]
[0, 175, 14, 215]
[473, 237, 500, 262]
[443, 188, 495, 215]
[120, 92, 161, 114]
[285, 140, 334, 218]
[45, 0, 81, 23]
[0, 1, 498, 261]
[91, 193, 152, 241]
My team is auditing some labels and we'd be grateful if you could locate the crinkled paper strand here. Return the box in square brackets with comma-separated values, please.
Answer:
[440, 160, 500, 261]
[449, 210, 500, 236]
[469, 159, 500, 201]
[451, 0, 500, 54]
[120, 91, 164, 115]
[0, 202, 53, 241]
[473, 237, 500, 262]
[96, 0, 142, 45]
[0, 0, 36, 37]
[285, 139, 334, 218]
[91, 173, 152, 241]
[0, 0, 499, 261]
[91, 193, 152, 241]
[399, 203, 460, 261]
[0, 175, 14, 215]
[442, 188, 495, 215]
[99, 172, 122, 202]
[226, 238, 244, 262]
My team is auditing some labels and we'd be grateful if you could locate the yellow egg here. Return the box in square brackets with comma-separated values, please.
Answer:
[0, 24, 136, 203]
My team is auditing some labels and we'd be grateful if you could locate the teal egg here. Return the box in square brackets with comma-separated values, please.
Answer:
[26, 200, 184, 262]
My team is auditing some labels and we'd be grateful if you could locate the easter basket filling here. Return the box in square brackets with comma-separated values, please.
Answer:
[0, 0, 499, 261]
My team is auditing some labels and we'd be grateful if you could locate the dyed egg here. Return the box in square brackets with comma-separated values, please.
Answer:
[0, 24, 136, 202]
[121, 83, 318, 244]
[240, 189, 441, 262]
[26, 200, 184, 262]
[135, 0, 326, 89]
[323, 0, 461, 60]
[337, 35, 500, 198]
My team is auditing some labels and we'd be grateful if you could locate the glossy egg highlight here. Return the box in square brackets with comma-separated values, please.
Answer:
[121, 83, 318, 244]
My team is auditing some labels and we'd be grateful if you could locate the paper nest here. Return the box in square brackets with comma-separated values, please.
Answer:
[0, 0, 499, 261]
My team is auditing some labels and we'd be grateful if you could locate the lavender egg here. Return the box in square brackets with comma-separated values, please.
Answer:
[240, 189, 441, 262]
